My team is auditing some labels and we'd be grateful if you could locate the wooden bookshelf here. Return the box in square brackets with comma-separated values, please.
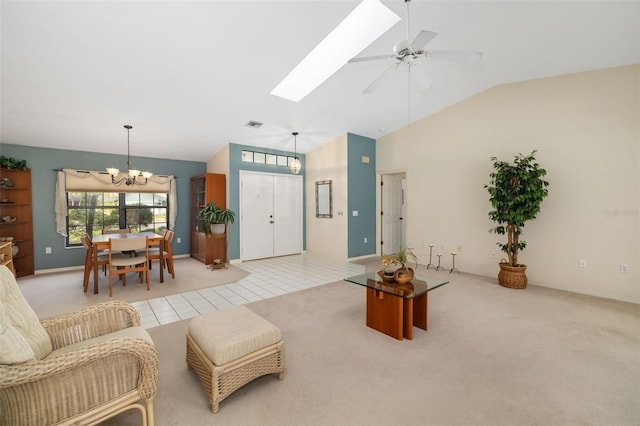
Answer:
[0, 169, 34, 277]
[0, 241, 15, 275]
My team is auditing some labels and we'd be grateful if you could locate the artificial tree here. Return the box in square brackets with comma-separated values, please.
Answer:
[485, 151, 549, 287]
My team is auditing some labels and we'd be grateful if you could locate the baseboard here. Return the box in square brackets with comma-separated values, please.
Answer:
[35, 253, 192, 275]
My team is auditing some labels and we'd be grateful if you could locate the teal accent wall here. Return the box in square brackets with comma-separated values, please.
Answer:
[228, 143, 305, 260]
[0, 144, 205, 271]
[347, 133, 376, 258]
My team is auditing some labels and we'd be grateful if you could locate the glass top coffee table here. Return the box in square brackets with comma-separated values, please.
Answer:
[344, 272, 449, 340]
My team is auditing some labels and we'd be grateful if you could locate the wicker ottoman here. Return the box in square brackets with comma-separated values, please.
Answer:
[186, 305, 285, 413]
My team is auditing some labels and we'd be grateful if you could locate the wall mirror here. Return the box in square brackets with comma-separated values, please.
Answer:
[315, 180, 332, 218]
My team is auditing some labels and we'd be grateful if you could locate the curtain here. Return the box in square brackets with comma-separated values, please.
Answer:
[55, 169, 177, 236]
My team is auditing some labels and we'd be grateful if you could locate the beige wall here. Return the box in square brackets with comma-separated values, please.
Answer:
[305, 134, 349, 260]
[377, 65, 640, 303]
[207, 144, 230, 206]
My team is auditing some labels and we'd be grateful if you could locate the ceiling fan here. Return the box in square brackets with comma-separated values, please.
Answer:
[349, 0, 482, 94]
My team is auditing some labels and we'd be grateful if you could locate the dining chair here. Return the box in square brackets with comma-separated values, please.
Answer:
[103, 228, 136, 256]
[148, 230, 175, 279]
[81, 233, 108, 293]
[107, 236, 149, 297]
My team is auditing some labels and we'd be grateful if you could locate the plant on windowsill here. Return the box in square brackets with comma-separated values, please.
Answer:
[484, 150, 549, 289]
[199, 202, 235, 235]
[393, 245, 418, 284]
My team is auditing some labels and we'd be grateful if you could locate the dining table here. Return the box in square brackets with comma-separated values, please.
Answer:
[90, 231, 164, 294]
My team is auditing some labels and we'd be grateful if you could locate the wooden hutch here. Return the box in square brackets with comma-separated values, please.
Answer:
[190, 173, 227, 266]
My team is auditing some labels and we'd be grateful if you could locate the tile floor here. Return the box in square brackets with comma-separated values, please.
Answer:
[130, 255, 365, 329]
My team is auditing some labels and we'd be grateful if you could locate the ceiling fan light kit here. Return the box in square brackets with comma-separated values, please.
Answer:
[270, 0, 400, 102]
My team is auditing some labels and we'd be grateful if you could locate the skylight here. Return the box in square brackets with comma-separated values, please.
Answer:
[270, 0, 400, 102]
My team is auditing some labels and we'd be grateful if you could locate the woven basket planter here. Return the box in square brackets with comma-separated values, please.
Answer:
[498, 263, 527, 289]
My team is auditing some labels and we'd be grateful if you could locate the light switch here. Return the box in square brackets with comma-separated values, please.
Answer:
[352, 210, 358, 216]
[361, 156, 370, 164]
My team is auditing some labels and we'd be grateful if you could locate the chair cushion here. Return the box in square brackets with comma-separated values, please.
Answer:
[188, 305, 281, 365]
[50, 325, 152, 356]
[0, 266, 53, 364]
[0, 298, 35, 364]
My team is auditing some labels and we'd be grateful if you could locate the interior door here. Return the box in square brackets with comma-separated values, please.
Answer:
[381, 173, 405, 255]
[240, 172, 275, 261]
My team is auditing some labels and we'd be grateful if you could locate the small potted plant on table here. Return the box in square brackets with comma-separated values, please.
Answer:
[393, 246, 418, 284]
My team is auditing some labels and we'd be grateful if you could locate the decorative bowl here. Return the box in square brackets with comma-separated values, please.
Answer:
[377, 270, 396, 283]
[393, 267, 414, 284]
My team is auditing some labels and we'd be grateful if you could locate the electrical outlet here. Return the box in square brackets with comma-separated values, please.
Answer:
[620, 264, 629, 273]
[457, 245, 463, 253]
[176, 237, 181, 244]
[45, 247, 52, 254]
[579, 259, 587, 268]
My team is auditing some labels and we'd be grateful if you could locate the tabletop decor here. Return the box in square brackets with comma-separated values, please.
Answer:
[380, 255, 397, 280]
[393, 245, 418, 284]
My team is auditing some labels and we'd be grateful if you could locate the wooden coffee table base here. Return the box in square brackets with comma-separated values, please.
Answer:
[365, 288, 428, 340]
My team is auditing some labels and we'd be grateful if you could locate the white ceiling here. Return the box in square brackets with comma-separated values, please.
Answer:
[2, 1, 639, 162]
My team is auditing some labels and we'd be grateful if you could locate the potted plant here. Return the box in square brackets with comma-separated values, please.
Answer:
[199, 202, 235, 234]
[393, 245, 418, 284]
[485, 150, 549, 289]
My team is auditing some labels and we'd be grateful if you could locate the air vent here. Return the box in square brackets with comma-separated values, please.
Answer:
[245, 120, 264, 128]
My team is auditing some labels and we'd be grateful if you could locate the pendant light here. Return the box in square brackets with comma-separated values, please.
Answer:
[289, 132, 301, 174]
[106, 125, 153, 186]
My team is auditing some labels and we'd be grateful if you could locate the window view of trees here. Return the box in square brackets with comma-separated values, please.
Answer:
[67, 192, 168, 246]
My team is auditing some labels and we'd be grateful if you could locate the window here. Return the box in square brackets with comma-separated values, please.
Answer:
[66, 191, 168, 247]
[241, 149, 299, 169]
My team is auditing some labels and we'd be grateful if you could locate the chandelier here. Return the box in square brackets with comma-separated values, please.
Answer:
[289, 132, 301, 174]
[106, 125, 153, 186]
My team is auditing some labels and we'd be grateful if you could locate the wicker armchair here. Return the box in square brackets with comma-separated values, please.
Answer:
[0, 299, 159, 426]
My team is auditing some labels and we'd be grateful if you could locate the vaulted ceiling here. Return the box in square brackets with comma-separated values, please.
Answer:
[2, 1, 639, 162]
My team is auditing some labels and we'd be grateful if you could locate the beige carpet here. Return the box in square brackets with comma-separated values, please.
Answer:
[91, 271, 639, 426]
[20, 257, 248, 319]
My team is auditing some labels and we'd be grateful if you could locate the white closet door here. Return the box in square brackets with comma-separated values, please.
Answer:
[273, 174, 303, 257]
[241, 173, 275, 261]
[240, 172, 303, 261]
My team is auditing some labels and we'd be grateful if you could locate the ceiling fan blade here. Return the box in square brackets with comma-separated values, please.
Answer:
[426, 50, 483, 62]
[408, 30, 438, 49]
[363, 64, 397, 94]
[349, 54, 395, 63]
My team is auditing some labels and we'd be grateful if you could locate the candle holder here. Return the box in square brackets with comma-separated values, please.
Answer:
[426, 245, 435, 269]
[436, 253, 443, 271]
[450, 252, 459, 273]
